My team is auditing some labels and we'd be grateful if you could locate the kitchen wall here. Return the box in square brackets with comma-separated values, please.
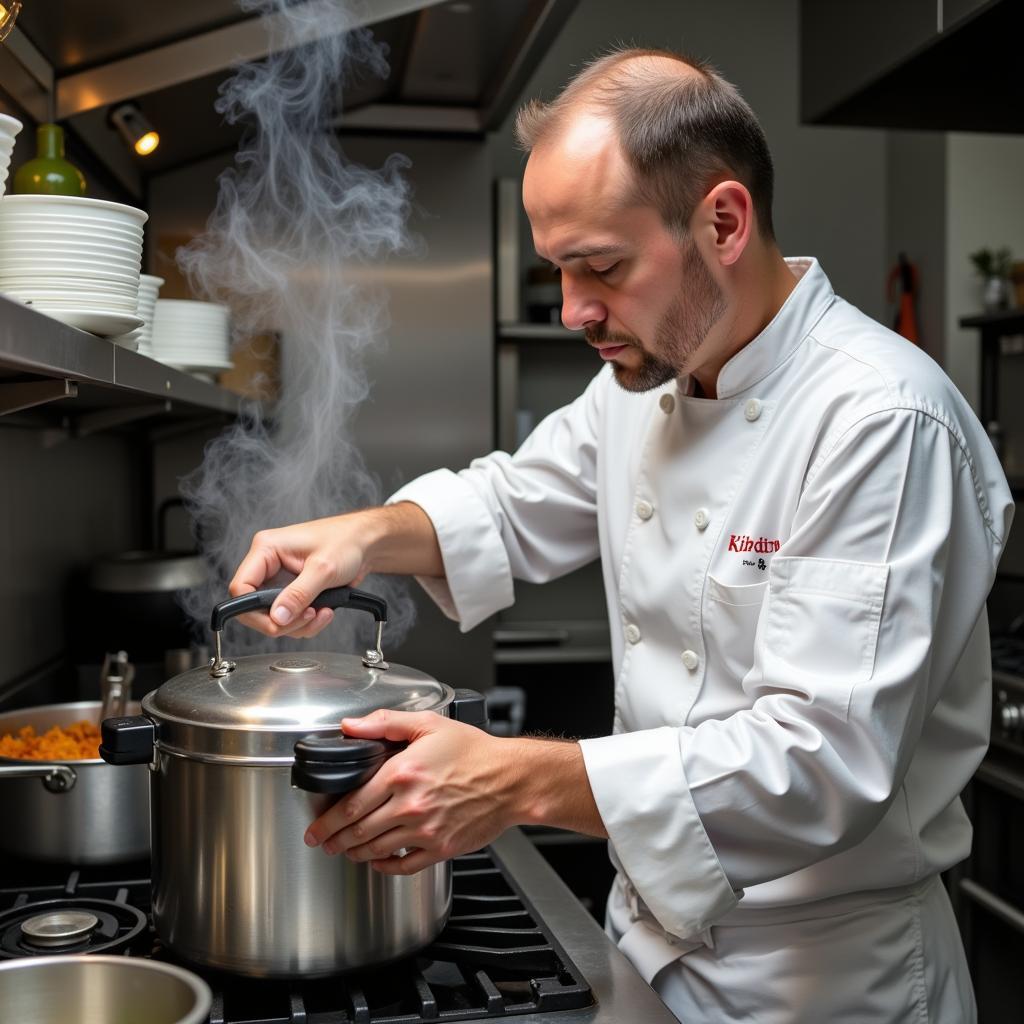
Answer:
[0, 426, 141, 701]
[945, 133, 1024, 409]
[488, 0, 889, 323]
[144, 137, 496, 691]
[0, 99, 145, 703]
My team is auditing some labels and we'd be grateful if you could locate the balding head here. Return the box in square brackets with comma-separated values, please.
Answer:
[516, 47, 775, 241]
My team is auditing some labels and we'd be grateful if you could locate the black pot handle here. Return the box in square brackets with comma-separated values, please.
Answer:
[100, 715, 157, 766]
[292, 735, 405, 795]
[451, 688, 489, 728]
[210, 586, 387, 632]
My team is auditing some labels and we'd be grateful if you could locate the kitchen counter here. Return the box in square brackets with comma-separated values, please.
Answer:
[491, 828, 678, 1023]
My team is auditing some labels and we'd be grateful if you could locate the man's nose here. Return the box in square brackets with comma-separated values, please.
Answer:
[560, 278, 605, 332]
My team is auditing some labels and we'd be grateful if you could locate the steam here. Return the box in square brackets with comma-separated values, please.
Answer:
[177, 0, 417, 655]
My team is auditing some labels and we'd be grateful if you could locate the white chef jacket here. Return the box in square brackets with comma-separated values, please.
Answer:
[389, 258, 1012, 983]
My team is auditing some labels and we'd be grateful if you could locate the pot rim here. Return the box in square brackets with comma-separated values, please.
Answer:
[0, 954, 212, 1024]
[0, 700, 141, 765]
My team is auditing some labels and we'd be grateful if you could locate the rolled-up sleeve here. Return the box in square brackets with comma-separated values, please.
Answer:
[388, 368, 607, 631]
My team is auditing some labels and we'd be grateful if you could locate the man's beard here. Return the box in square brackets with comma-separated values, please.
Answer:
[586, 238, 727, 394]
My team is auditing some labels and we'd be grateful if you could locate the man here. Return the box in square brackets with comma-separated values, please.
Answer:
[230, 49, 1011, 1022]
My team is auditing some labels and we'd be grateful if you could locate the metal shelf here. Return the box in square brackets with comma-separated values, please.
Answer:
[0, 296, 245, 428]
[498, 322, 581, 342]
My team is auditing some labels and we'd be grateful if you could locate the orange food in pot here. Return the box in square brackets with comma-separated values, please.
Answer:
[0, 720, 101, 760]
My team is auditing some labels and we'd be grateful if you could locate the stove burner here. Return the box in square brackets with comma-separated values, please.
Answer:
[0, 898, 146, 959]
[20, 910, 99, 948]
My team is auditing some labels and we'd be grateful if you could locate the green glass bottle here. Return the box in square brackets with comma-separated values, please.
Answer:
[13, 123, 86, 197]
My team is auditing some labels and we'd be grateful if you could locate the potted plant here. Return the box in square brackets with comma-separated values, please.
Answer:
[970, 247, 1013, 311]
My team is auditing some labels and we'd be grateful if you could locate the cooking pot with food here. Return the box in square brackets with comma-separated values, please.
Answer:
[100, 585, 487, 978]
[0, 700, 149, 864]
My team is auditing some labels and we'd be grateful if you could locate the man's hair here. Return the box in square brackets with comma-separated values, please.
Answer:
[514, 47, 775, 241]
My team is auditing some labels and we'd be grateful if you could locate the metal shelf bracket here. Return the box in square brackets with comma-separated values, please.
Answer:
[0, 379, 77, 416]
[74, 400, 172, 438]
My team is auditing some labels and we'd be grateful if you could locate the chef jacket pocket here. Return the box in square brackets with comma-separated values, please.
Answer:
[763, 556, 889, 718]
[704, 575, 770, 689]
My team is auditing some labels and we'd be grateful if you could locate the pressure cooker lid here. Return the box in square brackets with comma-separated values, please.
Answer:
[142, 652, 452, 759]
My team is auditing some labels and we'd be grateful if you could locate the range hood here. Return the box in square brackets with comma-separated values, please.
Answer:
[801, 0, 1023, 134]
[0, 0, 576, 192]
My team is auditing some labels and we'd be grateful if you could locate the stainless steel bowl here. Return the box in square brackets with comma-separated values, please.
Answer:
[0, 954, 211, 1024]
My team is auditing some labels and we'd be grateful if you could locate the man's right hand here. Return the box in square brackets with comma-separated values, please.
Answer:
[228, 513, 372, 639]
[227, 502, 444, 640]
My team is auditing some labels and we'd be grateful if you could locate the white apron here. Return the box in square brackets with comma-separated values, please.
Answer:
[607, 872, 975, 1023]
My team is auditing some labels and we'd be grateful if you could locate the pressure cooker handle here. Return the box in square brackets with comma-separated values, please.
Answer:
[210, 586, 388, 632]
[292, 735, 405, 795]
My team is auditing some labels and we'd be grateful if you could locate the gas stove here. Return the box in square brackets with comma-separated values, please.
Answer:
[0, 829, 676, 1023]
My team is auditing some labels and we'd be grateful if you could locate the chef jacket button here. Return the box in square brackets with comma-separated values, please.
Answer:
[693, 508, 710, 531]
[680, 649, 700, 671]
[744, 398, 762, 422]
[635, 499, 654, 521]
[659, 393, 675, 414]
[625, 623, 642, 645]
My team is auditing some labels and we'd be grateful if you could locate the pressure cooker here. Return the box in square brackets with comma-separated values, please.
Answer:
[100, 585, 486, 978]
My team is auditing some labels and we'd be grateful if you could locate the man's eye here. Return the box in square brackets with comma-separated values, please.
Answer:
[593, 262, 620, 278]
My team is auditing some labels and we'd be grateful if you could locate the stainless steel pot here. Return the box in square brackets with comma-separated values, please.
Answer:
[0, 954, 211, 1024]
[101, 586, 487, 978]
[0, 701, 149, 864]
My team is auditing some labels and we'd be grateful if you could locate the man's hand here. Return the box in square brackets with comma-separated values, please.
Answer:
[303, 709, 607, 874]
[228, 503, 443, 640]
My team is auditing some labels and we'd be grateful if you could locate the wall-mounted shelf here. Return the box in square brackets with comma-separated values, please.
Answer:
[0, 296, 246, 431]
[498, 323, 581, 343]
[959, 308, 1024, 450]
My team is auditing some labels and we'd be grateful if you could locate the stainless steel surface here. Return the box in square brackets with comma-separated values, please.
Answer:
[0, 701, 149, 864]
[21, 910, 100, 948]
[0, 760, 76, 791]
[490, 829, 681, 1023]
[90, 552, 206, 593]
[0, 954, 212, 1024]
[0, 296, 244, 419]
[99, 650, 132, 721]
[151, 747, 451, 977]
[55, 0, 450, 118]
[145, 652, 450, 759]
[134, 648, 459, 975]
[958, 878, 1024, 937]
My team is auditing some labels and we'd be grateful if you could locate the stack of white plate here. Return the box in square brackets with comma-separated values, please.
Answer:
[151, 299, 232, 375]
[113, 274, 164, 352]
[0, 194, 146, 337]
[0, 114, 22, 198]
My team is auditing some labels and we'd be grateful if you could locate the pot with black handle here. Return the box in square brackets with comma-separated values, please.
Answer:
[100, 585, 487, 978]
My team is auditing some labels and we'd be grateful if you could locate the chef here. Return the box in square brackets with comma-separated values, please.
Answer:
[230, 48, 1012, 1022]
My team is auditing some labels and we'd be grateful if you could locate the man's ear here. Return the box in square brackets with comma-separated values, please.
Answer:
[702, 180, 753, 267]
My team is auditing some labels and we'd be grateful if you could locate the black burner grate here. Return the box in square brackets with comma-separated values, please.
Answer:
[0, 849, 593, 1023]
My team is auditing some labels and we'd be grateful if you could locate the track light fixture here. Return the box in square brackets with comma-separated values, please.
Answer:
[0, 2, 21, 43]
[109, 102, 160, 157]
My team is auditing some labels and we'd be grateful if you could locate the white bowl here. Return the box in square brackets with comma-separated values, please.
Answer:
[0, 282, 140, 299]
[0, 218, 143, 235]
[0, 222, 144, 245]
[0, 116, 21, 200]
[153, 298, 229, 315]
[0, 286, 140, 304]
[0, 226, 143, 248]
[0, 255, 141, 274]
[0, 264, 140, 283]
[0, 194, 147, 226]
[7, 297, 139, 314]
